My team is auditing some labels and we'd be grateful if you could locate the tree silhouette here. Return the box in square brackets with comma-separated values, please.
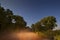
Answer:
[31, 16, 57, 32]
[0, 6, 27, 32]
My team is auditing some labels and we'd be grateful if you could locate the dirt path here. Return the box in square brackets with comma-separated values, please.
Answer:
[0, 32, 42, 40]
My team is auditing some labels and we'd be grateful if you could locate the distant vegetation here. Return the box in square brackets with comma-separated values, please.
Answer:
[0, 6, 60, 40]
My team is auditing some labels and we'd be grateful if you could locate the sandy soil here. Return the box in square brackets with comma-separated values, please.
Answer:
[0, 31, 43, 40]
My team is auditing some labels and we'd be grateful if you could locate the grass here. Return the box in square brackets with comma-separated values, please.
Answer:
[55, 35, 60, 40]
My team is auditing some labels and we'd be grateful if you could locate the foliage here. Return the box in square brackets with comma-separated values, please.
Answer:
[55, 35, 60, 40]
[53, 30, 60, 36]
[31, 16, 57, 32]
[40, 16, 57, 30]
[0, 6, 27, 32]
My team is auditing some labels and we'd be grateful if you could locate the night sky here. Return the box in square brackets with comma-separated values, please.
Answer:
[0, 0, 60, 29]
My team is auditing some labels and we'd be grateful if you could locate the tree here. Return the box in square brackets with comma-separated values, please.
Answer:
[31, 24, 35, 32]
[31, 16, 57, 32]
[40, 16, 57, 40]
[12, 15, 26, 29]
[31, 16, 57, 40]
[0, 6, 27, 32]
[40, 16, 57, 30]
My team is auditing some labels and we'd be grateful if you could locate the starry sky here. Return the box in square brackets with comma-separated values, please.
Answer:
[0, 0, 60, 29]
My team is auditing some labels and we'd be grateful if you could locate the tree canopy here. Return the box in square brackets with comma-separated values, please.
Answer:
[31, 16, 57, 32]
[0, 6, 27, 32]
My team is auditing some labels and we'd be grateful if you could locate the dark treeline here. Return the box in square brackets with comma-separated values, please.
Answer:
[0, 6, 26, 32]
